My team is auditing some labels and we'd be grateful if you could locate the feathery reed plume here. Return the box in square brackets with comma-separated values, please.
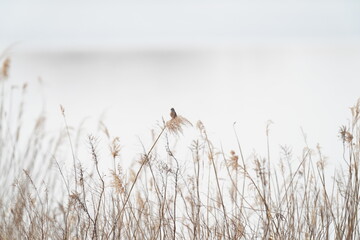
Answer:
[110, 137, 121, 173]
[166, 108, 192, 135]
[110, 170, 125, 194]
[109, 137, 121, 158]
[1, 58, 10, 79]
[350, 99, 360, 127]
[227, 150, 239, 171]
[339, 125, 353, 144]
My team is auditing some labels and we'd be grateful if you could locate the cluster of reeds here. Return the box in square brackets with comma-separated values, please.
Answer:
[1, 57, 360, 239]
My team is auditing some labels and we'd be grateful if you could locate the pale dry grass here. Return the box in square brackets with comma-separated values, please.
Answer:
[166, 114, 192, 136]
[1, 57, 360, 239]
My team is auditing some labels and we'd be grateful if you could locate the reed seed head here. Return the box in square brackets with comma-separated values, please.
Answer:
[166, 108, 192, 135]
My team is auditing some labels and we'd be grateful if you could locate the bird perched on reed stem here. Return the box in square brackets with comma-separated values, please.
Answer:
[170, 108, 177, 119]
[166, 108, 192, 135]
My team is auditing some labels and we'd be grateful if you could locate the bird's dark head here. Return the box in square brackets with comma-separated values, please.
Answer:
[171, 108, 175, 111]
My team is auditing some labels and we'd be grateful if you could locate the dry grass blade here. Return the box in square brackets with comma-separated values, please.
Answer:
[2, 69, 360, 240]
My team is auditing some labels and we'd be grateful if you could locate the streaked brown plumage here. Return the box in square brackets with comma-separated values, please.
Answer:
[170, 108, 177, 119]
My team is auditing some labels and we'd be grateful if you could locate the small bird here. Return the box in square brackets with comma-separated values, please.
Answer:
[170, 108, 177, 119]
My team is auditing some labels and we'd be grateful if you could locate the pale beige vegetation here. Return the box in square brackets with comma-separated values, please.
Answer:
[1, 57, 360, 239]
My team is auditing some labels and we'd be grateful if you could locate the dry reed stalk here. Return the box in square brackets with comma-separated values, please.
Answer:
[2, 67, 360, 239]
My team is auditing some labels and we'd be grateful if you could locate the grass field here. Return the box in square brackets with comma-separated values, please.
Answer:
[1, 56, 360, 239]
